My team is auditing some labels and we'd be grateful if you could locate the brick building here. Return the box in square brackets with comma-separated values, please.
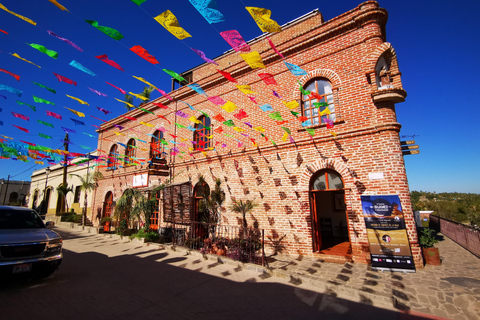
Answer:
[92, 1, 422, 268]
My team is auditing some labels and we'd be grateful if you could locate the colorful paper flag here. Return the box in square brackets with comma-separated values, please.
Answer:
[258, 73, 277, 85]
[39, 133, 52, 139]
[27, 43, 58, 59]
[191, 47, 218, 65]
[70, 118, 85, 126]
[268, 112, 283, 121]
[11, 112, 29, 121]
[220, 30, 250, 52]
[187, 83, 207, 96]
[236, 85, 256, 95]
[163, 69, 185, 82]
[38, 120, 54, 128]
[89, 87, 107, 97]
[0, 84, 22, 96]
[33, 96, 55, 105]
[128, 46, 159, 65]
[217, 69, 237, 82]
[0, 4, 36, 25]
[66, 94, 89, 105]
[32, 81, 56, 93]
[154, 10, 191, 40]
[284, 62, 307, 76]
[283, 100, 299, 110]
[46, 110, 62, 119]
[131, 0, 148, 5]
[240, 51, 265, 69]
[245, 7, 282, 33]
[129, 92, 149, 101]
[266, 36, 284, 59]
[48, 0, 68, 11]
[223, 120, 235, 127]
[189, 0, 225, 24]
[16, 101, 36, 111]
[85, 20, 124, 40]
[234, 109, 248, 120]
[105, 81, 126, 94]
[0, 68, 20, 81]
[0, 29, 7, 34]
[53, 72, 76, 85]
[96, 55, 124, 71]
[65, 107, 85, 117]
[47, 30, 82, 51]
[213, 113, 226, 122]
[11, 53, 40, 68]
[208, 96, 225, 105]
[259, 104, 273, 112]
[222, 101, 237, 113]
[69, 60, 96, 76]
[12, 125, 29, 132]
[175, 111, 189, 118]
[61, 127, 76, 134]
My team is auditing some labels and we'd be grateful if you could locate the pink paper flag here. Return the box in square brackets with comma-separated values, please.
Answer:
[266, 36, 284, 59]
[220, 30, 250, 52]
[46, 110, 62, 120]
[11, 112, 29, 121]
[208, 96, 225, 105]
[53, 72, 77, 86]
[105, 81, 126, 94]
[96, 54, 124, 71]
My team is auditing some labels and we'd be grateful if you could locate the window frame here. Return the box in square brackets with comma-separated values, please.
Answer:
[310, 169, 344, 191]
[73, 186, 81, 203]
[149, 130, 164, 160]
[124, 139, 136, 166]
[301, 78, 336, 127]
[193, 116, 211, 151]
[107, 144, 118, 170]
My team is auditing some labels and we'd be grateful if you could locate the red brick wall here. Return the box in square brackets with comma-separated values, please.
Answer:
[92, 1, 422, 268]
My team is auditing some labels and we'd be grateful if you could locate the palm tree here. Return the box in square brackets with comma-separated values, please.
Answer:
[229, 198, 259, 236]
[56, 183, 73, 213]
[198, 176, 225, 225]
[139, 86, 155, 103]
[70, 171, 104, 226]
[114, 188, 143, 233]
[124, 94, 135, 111]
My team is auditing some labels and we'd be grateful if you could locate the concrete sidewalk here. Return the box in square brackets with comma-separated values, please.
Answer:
[55, 222, 479, 320]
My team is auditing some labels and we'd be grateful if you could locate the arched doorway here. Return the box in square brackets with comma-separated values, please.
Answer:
[32, 190, 39, 209]
[309, 169, 350, 255]
[44, 187, 52, 215]
[193, 181, 210, 238]
[103, 192, 113, 232]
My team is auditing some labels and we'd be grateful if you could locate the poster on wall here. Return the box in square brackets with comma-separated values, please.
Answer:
[361, 195, 416, 273]
[132, 173, 148, 188]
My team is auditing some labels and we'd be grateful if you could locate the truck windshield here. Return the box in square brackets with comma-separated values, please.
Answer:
[0, 210, 45, 229]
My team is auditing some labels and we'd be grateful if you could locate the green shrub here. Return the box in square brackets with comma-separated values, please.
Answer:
[145, 231, 161, 243]
[62, 214, 81, 223]
[419, 228, 439, 248]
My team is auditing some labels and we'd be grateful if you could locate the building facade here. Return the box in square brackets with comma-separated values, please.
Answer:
[29, 153, 97, 223]
[92, 2, 422, 267]
[0, 178, 30, 206]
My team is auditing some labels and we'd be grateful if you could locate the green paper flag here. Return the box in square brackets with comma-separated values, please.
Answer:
[131, 0, 148, 6]
[175, 123, 186, 128]
[39, 133, 52, 139]
[313, 102, 329, 108]
[306, 128, 315, 137]
[80, 145, 91, 150]
[199, 110, 210, 118]
[281, 127, 291, 135]
[291, 111, 300, 117]
[28, 43, 58, 59]
[139, 107, 154, 114]
[163, 69, 185, 82]
[37, 120, 54, 128]
[268, 111, 283, 121]
[16, 101, 36, 111]
[33, 96, 55, 105]
[223, 120, 235, 127]
[85, 20, 124, 40]
[160, 139, 168, 145]
[32, 82, 56, 94]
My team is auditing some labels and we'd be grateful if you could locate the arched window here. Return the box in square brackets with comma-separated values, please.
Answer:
[32, 190, 39, 209]
[124, 139, 136, 166]
[149, 130, 164, 160]
[193, 116, 211, 150]
[107, 144, 118, 170]
[301, 78, 336, 126]
[310, 169, 344, 191]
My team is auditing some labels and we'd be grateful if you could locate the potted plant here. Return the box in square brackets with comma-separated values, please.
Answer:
[419, 228, 441, 265]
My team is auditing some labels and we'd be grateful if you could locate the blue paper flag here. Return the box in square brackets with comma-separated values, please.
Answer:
[180, 100, 196, 110]
[188, 0, 225, 24]
[284, 62, 308, 76]
[0, 84, 23, 97]
[187, 83, 207, 96]
[260, 104, 274, 112]
[70, 118, 85, 126]
[69, 60, 96, 76]
[61, 127, 76, 134]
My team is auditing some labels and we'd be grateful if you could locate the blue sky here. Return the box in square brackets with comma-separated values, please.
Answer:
[0, 0, 479, 194]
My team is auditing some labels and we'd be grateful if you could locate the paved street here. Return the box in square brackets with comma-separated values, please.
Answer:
[1, 225, 478, 320]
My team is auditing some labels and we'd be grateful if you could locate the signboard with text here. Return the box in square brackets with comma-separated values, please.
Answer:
[361, 195, 416, 273]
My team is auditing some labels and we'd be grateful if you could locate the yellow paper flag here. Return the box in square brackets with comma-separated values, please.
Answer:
[35, 161, 44, 164]
[66, 94, 89, 106]
[0, 4, 36, 25]
[132, 75, 157, 88]
[245, 7, 282, 33]
[283, 100, 299, 110]
[114, 132, 125, 136]
[115, 97, 135, 109]
[189, 116, 201, 124]
[233, 127, 244, 132]
[154, 10, 191, 40]
[281, 132, 289, 141]
[1, 135, 13, 139]
[64, 107, 85, 118]
[140, 121, 155, 127]
[222, 101, 237, 113]
[253, 126, 265, 132]
[236, 85, 256, 95]
[129, 92, 149, 101]
[319, 107, 331, 116]
[48, 0, 69, 11]
[11, 53, 41, 68]
[330, 131, 337, 137]
[240, 51, 265, 69]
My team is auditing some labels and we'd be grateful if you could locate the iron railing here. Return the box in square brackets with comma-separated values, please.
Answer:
[162, 221, 266, 266]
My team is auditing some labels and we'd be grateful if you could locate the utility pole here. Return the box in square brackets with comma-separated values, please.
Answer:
[2, 175, 10, 205]
[63, 133, 69, 185]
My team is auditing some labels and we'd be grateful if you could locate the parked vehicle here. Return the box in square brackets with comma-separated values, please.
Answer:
[0, 206, 63, 279]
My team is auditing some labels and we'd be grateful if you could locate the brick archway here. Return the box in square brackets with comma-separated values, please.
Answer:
[364, 42, 398, 72]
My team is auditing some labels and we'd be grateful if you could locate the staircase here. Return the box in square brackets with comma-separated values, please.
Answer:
[79, 215, 94, 227]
